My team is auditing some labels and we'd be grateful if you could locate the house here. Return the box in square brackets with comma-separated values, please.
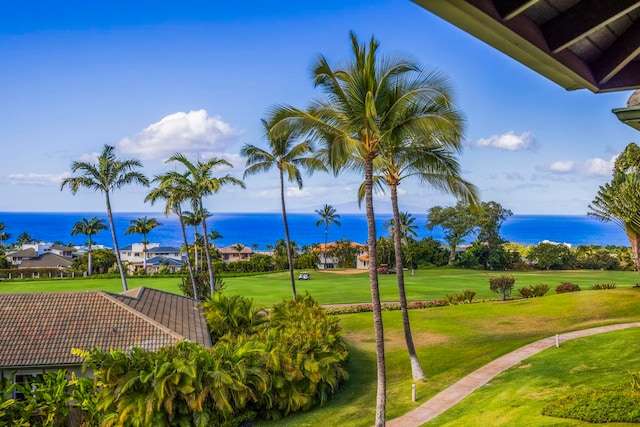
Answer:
[219, 244, 253, 263]
[315, 242, 368, 270]
[0, 287, 211, 379]
[119, 243, 183, 274]
[7, 243, 76, 268]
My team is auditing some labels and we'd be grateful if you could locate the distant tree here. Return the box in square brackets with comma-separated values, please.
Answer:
[426, 202, 476, 265]
[72, 248, 117, 275]
[589, 143, 640, 273]
[475, 201, 512, 247]
[315, 204, 341, 267]
[70, 217, 107, 276]
[125, 216, 161, 274]
[327, 239, 359, 268]
[528, 242, 574, 270]
[406, 237, 449, 268]
[17, 232, 34, 246]
[61, 144, 149, 291]
[165, 153, 245, 296]
[0, 222, 7, 247]
[241, 119, 324, 299]
[0, 252, 9, 269]
[376, 236, 395, 267]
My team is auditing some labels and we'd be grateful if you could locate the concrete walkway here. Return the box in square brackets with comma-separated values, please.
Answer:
[387, 322, 640, 427]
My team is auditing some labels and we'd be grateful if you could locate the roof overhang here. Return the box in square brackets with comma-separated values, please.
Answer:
[613, 105, 640, 131]
[412, 0, 640, 93]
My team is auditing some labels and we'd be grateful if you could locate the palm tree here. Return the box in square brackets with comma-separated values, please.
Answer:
[372, 103, 477, 381]
[315, 204, 341, 269]
[183, 209, 209, 272]
[0, 222, 6, 247]
[270, 32, 441, 424]
[145, 172, 199, 300]
[384, 212, 419, 247]
[208, 229, 223, 248]
[125, 216, 161, 274]
[61, 144, 149, 291]
[240, 119, 324, 299]
[16, 232, 34, 246]
[71, 217, 107, 276]
[166, 153, 245, 296]
[0, 232, 9, 247]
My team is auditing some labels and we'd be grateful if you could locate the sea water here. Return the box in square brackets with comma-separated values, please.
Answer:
[0, 212, 629, 250]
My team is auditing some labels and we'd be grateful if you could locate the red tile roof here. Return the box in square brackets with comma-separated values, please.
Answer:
[0, 287, 211, 370]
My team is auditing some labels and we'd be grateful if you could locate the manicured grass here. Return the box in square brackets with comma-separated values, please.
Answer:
[424, 328, 640, 426]
[256, 289, 640, 426]
[3, 268, 637, 306]
[3, 269, 640, 425]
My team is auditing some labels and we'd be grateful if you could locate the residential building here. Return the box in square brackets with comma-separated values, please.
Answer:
[219, 244, 253, 263]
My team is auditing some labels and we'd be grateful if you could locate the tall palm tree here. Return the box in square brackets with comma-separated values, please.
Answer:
[145, 172, 199, 300]
[183, 209, 209, 272]
[125, 216, 161, 274]
[0, 232, 9, 247]
[240, 119, 324, 299]
[315, 204, 341, 269]
[0, 222, 6, 247]
[166, 153, 245, 296]
[372, 138, 477, 380]
[61, 144, 149, 291]
[16, 232, 34, 246]
[384, 212, 418, 247]
[269, 32, 443, 424]
[71, 217, 107, 276]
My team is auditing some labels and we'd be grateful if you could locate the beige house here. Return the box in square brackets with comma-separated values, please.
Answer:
[219, 244, 253, 263]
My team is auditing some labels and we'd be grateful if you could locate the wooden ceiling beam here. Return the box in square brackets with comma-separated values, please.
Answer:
[600, 61, 640, 92]
[542, 0, 640, 53]
[494, 0, 539, 21]
[594, 20, 640, 85]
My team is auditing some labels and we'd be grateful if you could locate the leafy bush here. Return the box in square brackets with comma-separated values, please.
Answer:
[489, 275, 515, 301]
[517, 284, 550, 298]
[324, 299, 448, 315]
[445, 289, 477, 305]
[590, 283, 617, 290]
[556, 282, 581, 293]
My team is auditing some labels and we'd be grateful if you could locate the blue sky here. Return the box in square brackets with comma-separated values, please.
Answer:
[1, 0, 637, 216]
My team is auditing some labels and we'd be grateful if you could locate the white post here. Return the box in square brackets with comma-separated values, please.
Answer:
[412, 383, 417, 402]
[556, 334, 560, 348]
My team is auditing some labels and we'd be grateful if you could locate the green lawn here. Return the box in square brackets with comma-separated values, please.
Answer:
[3, 268, 640, 425]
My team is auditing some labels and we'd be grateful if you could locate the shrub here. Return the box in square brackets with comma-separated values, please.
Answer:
[323, 299, 449, 315]
[542, 389, 640, 423]
[178, 272, 225, 300]
[518, 284, 550, 298]
[590, 283, 617, 290]
[489, 275, 515, 301]
[556, 282, 581, 293]
[445, 289, 477, 305]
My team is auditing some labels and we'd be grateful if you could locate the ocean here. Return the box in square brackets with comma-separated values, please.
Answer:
[0, 212, 629, 250]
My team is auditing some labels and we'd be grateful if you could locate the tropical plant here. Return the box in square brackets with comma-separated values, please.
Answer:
[241, 119, 324, 299]
[315, 204, 341, 268]
[146, 172, 199, 299]
[269, 32, 444, 422]
[70, 217, 107, 276]
[202, 292, 267, 343]
[589, 143, 640, 273]
[183, 209, 208, 272]
[0, 222, 7, 247]
[16, 231, 34, 246]
[60, 144, 149, 291]
[165, 153, 245, 297]
[124, 216, 161, 274]
[489, 275, 515, 301]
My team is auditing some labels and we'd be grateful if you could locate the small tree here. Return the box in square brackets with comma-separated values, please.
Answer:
[489, 275, 515, 301]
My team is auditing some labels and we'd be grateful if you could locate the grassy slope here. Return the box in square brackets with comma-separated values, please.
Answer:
[3, 269, 640, 425]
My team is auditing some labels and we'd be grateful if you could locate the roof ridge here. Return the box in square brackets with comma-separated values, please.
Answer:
[99, 291, 186, 342]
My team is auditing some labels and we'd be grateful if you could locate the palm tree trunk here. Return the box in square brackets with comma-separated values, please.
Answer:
[105, 192, 128, 291]
[199, 202, 216, 297]
[390, 184, 425, 381]
[627, 228, 640, 274]
[365, 156, 386, 426]
[176, 207, 198, 300]
[87, 237, 93, 276]
[280, 169, 297, 299]
[142, 238, 148, 274]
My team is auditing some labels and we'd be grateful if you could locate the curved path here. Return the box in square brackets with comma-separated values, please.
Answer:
[387, 322, 640, 427]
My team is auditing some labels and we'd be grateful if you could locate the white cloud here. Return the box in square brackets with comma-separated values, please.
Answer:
[549, 161, 574, 173]
[118, 110, 243, 160]
[286, 186, 328, 198]
[583, 156, 615, 177]
[475, 131, 536, 151]
[8, 172, 70, 186]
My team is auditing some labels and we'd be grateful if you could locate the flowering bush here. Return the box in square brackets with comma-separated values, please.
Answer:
[489, 275, 516, 301]
[556, 282, 581, 293]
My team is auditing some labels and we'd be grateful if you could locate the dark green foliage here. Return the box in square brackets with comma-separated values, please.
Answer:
[517, 284, 550, 298]
[541, 389, 640, 423]
[405, 237, 449, 268]
[528, 242, 575, 270]
[178, 271, 225, 300]
[489, 275, 515, 301]
[76, 293, 349, 425]
[457, 243, 514, 270]
[556, 282, 581, 293]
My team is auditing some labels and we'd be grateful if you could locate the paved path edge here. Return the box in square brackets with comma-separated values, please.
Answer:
[386, 322, 640, 427]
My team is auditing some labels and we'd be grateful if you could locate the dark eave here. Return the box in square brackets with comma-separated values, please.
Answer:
[412, 0, 640, 93]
